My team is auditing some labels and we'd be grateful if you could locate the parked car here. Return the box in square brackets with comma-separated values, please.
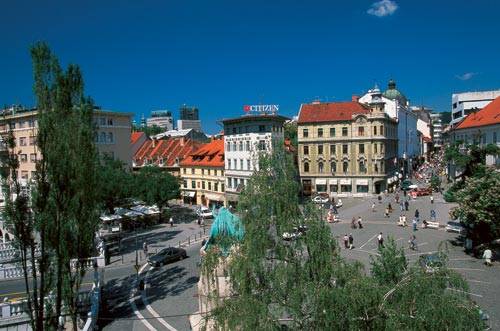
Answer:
[414, 187, 432, 196]
[445, 221, 467, 235]
[419, 253, 444, 273]
[147, 247, 187, 267]
[472, 239, 500, 260]
[335, 199, 343, 208]
[197, 206, 213, 219]
[312, 195, 329, 204]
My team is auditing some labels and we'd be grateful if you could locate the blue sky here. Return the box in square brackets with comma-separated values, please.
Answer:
[1, 0, 499, 133]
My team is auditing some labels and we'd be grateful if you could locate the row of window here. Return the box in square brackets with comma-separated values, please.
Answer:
[226, 139, 267, 152]
[455, 131, 498, 145]
[302, 160, 385, 174]
[302, 125, 386, 138]
[94, 117, 115, 127]
[182, 168, 224, 176]
[94, 132, 114, 144]
[303, 143, 385, 156]
[18, 136, 36, 146]
[227, 159, 253, 171]
[18, 153, 37, 163]
[314, 184, 369, 193]
[227, 125, 283, 135]
[226, 177, 247, 190]
[183, 179, 225, 192]
[8, 119, 37, 130]
[18, 170, 37, 180]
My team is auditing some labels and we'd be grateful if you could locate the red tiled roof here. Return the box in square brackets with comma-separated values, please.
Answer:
[133, 137, 204, 168]
[179, 139, 224, 168]
[456, 96, 500, 130]
[298, 101, 370, 124]
[131, 131, 145, 144]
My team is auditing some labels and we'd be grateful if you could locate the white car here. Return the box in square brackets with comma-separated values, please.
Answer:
[445, 221, 466, 235]
[197, 207, 213, 219]
[312, 195, 329, 204]
[335, 199, 343, 208]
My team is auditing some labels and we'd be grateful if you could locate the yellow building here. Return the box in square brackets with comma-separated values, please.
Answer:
[179, 138, 226, 208]
[297, 92, 398, 197]
[0, 106, 133, 183]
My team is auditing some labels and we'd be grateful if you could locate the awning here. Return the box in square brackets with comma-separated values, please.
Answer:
[205, 193, 223, 201]
[340, 179, 351, 185]
[356, 179, 368, 185]
[315, 179, 327, 185]
[328, 179, 338, 185]
[182, 191, 196, 198]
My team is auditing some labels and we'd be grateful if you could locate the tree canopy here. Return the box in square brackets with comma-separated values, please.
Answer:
[204, 145, 487, 330]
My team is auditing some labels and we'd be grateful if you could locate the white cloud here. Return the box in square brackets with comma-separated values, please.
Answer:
[367, 0, 398, 17]
[456, 72, 477, 81]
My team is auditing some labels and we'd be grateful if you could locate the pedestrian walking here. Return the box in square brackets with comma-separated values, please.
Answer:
[395, 193, 400, 204]
[169, 216, 174, 227]
[388, 203, 393, 213]
[404, 200, 409, 211]
[412, 218, 417, 231]
[357, 216, 363, 229]
[430, 195, 434, 204]
[399, 201, 404, 211]
[349, 234, 354, 249]
[415, 209, 420, 221]
[483, 248, 493, 266]
[372, 202, 376, 212]
[384, 207, 390, 218]
[351, 217, 357, 229]
[343, 234, 349, 249]
[143, 241, 148, 256]
[377, 232, 384, 248]
[409, 235, 417, 251]
[430, 209, 436, 222]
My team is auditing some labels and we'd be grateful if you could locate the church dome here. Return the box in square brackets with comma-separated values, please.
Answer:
[382, 79, 408, 105]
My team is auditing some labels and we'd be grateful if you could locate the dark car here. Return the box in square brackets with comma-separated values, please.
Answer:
[147, 247, 187, 267]
[401, 180, 413, 191]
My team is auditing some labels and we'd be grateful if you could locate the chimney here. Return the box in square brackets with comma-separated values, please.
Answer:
[152, 139, 156, 148]
[352, 95, 360, 102]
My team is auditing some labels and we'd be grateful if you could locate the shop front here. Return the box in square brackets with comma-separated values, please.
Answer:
[182, 190, 196, 205]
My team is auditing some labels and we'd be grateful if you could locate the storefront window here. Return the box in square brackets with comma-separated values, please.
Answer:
[356, 185, 369, 193]
[341, 185, 352, 192]
[316, 184, 327, 192]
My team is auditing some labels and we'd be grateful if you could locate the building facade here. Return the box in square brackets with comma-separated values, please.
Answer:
[179, 138, 225, 208]
[451, 96, 500, 171]
[0, 107, 133, 183]
[298, 92, 398, 197]
[177, 105, 202, 131]
[146, 110, 174, 130]
[451, 90, 500, 126]
[359, 80, 419, 176]
[222, 113, 288, 207]
[430, 112, 444, 149]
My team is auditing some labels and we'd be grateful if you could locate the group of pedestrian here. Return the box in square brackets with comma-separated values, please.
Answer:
[351, 216, 363, 229]
[343, 233, 354, 250]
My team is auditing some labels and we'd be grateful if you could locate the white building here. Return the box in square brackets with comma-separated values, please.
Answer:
[451, 90, 500, 126]
[359, 80, 419, 175]
[222, 113, 288, 207]
[430, 112, 444, 148]
[146, 110, 173, 130]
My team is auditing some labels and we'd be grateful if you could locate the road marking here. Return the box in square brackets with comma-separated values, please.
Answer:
[352, 248, 380, 256]
[359, 234, 378, 249]
[406, 250, 438, 257]
[129, 287, 156, 331]
[395, 238, 404, 242]
[467, 279, 490, 284]
[446, 288, 483, 298]
[138, 263, 179, 331]
[449, 267, 485, 272]
[448, 258, 477, 261]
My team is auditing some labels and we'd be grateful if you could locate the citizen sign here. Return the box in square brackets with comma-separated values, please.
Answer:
[243, 104, 279, 113]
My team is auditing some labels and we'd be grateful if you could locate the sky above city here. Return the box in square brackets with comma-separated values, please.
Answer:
[1, 0, 499, 133]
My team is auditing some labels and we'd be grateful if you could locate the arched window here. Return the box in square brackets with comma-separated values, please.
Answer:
[318, 162, 324, 173]
[304, 162, 309, 173]
[330, 161, 336, 173]
[100, 132, 106, 143]
[343, 161, 348, 173]
[359, 160, 366, 173]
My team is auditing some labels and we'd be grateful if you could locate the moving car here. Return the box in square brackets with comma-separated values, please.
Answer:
[197, 206, 213, 219]
[419, 253, 444, 273]
[147, 247, 187, 267]
[445, 221, 466, 235]
[312, 195, 329, 204]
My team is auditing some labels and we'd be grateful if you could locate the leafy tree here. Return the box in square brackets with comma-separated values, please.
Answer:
[98, 155, 134, 214]
[452, 169, 500, 244]
[445, 142, 499, 182]
[284, 121, 297, 147]
[136, 166, 180, 222]
[204, 145, 487, 330]
[430, 174, 441, 192]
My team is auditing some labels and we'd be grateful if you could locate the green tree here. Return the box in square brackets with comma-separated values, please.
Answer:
[136, 166, 180, 222]
[430, 174, 441, 192]
[98, 155, 134, 214]
[284, 121, 297, 147]
[452, 169, 500, 244]
[32, 42, 99, 330]
[205, 145, 487, 330]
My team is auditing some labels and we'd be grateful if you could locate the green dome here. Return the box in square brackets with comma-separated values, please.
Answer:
[382, 79, 408, 105]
